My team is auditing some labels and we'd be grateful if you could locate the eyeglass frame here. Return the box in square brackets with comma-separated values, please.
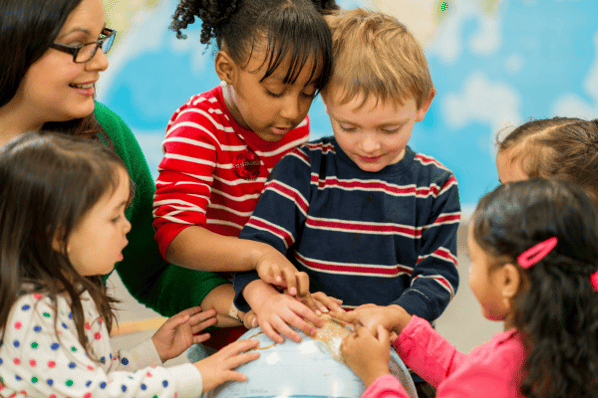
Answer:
[50, 28, 117, 63]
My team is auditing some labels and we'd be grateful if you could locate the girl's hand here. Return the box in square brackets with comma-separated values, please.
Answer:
[300, 291, 344, 315]
[246, 281, 323, 343]
[194, 338, 261, 392]
[255, 250, 310, 297]
[332, 304, 412, 336]
[151, 307, 217, 363]
[341, 325, 391, 388]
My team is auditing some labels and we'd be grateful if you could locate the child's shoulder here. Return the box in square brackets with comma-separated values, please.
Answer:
[286, 136, 337, 167]
[409, 149, 457, 183]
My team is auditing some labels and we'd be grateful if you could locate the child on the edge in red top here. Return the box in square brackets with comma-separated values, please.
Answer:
[0, 133, 260, 398]
[338, 178, 598, 398]
[152, 0, 340, 349]
[232, 9, 461, 398]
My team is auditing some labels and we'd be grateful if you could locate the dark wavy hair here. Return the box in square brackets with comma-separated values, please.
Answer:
[0, 0, 106, 139]
[170, 0, 337, 92]
[498, 117, 598, 203]
[472, 178, 598, 398]
[0, 132, 130, 358]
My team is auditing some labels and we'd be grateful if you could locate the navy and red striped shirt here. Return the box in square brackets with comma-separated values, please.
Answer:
[234, 137, 460, 322]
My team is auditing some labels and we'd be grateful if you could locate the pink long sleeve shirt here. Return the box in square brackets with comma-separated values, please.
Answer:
[364, 316, 526, 398]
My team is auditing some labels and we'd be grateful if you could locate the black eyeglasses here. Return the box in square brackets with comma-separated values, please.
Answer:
[50, 28, 116, 63]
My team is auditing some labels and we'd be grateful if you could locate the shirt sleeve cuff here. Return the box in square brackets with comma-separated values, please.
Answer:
[233, 271, 261, 312]
[169, 363, 204, 396]
[128, 338, 163, 368]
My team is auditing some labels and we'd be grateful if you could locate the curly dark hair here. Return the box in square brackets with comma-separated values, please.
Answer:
[170, 0, 338, 92]
[472, 178, 598, 398]
[498, 117, 598, 203]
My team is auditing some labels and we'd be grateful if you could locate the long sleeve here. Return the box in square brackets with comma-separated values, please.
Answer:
[394, 155, 461, 320]
[363, 375, 411, 398]
[152, 87, 309, 257]
[235, 139, 460, 320]
[0, 293, 203, 398]
[234, 147, 313, 310]
[392, 316, 525, 397]
[95, 101, 230, 317]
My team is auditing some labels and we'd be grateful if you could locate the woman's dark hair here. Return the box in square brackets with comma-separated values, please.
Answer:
[170, 0, 338, 92]
[472, 178, 598, 398]
[0, 0, 106, 138]
[0, 132, 129, 358]
[498, 117, 598, 203]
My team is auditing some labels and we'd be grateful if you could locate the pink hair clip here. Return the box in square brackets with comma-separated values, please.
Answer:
[517, 237, 558, 269]
[590, 271, 598, 292]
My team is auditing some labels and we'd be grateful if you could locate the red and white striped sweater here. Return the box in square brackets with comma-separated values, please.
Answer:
[153, 85, 310, 257]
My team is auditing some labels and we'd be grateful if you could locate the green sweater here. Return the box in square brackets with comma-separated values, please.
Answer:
[95, 102, 229, 316]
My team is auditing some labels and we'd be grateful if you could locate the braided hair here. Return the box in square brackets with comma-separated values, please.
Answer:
[472, 178, 598, 398]
[170, 0, 338, 91]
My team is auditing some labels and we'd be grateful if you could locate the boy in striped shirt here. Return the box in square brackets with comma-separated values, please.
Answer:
[233, 12, 460, 395]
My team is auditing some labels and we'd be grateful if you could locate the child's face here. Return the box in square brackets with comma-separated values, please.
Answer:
[67, 167, 131, 276]
[496, 150, 528, 184]
[467, 223, 510, 322]
[13, 0, 109, 130]
[323, 91, 429, 173]
[220, 44, 320, 142]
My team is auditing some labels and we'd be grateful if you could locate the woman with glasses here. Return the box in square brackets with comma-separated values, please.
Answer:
[0, 0, 240, 331]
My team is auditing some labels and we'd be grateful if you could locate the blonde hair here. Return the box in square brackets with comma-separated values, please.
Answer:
[498, 117, 598, 203]
[323, 8, 434, 109]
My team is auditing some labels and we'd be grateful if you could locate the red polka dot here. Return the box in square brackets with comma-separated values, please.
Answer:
[84, 393, 92, 398]
[20, 391, 26, 396]
[94, 332, 102, 340]
[87, 365, 94, 371]
[85, 322, 91, 330]
[48, 360, 56, 368]
[0, 384, 4, 390]
[146, 372, 152, 377]
[13, 358, 20, 365]
[98, 318, 103, 325]
[14, 322, 21, 330]
[33, 293, 42, 300]
[29, 360, 36, 367]
[50, 395, 57, 398]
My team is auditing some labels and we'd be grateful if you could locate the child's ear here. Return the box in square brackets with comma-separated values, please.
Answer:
[415, 87, 436, 122]
[214, 50, 236, 85]
[499, 263, 521, 302]
[51, 228, 68, 254]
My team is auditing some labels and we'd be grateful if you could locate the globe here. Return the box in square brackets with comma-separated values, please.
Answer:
[205, 316, 418, 398]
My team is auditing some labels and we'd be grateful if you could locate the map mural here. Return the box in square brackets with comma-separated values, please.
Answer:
[100, 0, 598, 209]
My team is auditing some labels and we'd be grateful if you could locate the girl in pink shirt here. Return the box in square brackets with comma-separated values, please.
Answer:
[336, 178, 598, 398]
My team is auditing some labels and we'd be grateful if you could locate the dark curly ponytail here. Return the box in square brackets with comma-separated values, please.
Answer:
[170, 0, 338, 92]
[472, 178, 598, 398]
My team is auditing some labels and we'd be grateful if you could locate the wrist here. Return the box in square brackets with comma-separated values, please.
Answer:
[244, 279, 279, 312]
[361, 368, 391, 389]
[388, 305, 412, 335]
[150, 335, 167, 363]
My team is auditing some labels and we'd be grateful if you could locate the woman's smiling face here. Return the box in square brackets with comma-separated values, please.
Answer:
[12, 0, 109, 129]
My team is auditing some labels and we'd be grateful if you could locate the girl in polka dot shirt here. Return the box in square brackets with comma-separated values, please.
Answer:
[0, 133, 260, 398]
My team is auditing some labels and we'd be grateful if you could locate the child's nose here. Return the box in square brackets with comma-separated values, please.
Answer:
[360, 133, 381, 153]
[123, 218, 132, 234]
[280, 94, 302, 121]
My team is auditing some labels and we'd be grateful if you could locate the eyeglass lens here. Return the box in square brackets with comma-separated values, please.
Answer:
[75, 31, 115, 63]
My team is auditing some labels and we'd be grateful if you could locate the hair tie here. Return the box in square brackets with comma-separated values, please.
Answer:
[517, 237, 558, 269]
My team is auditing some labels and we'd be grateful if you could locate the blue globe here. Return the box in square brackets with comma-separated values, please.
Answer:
[205, 318, 417, 398]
